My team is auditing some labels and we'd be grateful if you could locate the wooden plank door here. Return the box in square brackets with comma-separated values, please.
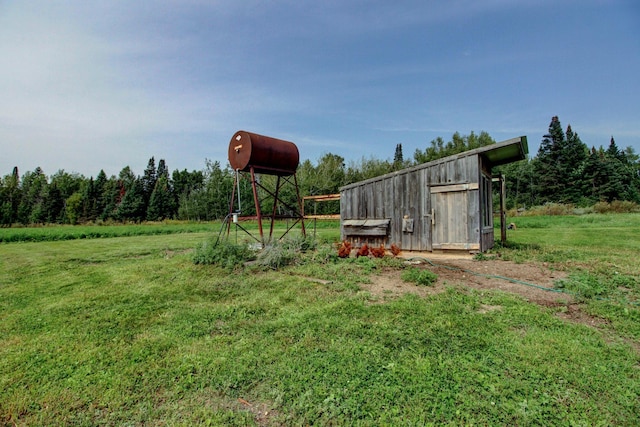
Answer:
[430, 183, 480, 251]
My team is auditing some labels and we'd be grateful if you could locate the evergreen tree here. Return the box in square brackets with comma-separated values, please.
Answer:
[82, 177, 98, 222]
[147, 175, 174, 221]
[100, 176, 121, 221]
[147, 160, 175, 221]
[43, 182, 64, 223]
[157, 159, 168, 179]
[94, 170, 109, 220]
[533, 116, 572, 203]
[141, 157, 157, 210]
[581, 147, 623, 202]
[117, 177, 146, 222]
[0, 167, 20, 226]
[17, 167, 48, 224]
[606, 136, 628, 164]
[393, 144, 404, 169]
[563, 125, 589, 203]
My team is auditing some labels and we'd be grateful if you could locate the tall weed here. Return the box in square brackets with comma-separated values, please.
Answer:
[593, 200, 640, 213]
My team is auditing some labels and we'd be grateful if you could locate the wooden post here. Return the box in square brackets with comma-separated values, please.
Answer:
[500, 174, 507, 245]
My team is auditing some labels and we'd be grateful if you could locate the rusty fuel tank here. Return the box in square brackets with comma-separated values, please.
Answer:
[228, 130, 299, 176]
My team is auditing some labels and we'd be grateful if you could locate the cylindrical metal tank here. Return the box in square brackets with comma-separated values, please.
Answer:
[228, 130, 299, 176]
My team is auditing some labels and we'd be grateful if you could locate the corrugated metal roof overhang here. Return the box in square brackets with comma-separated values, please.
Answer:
[479, 136, 529, 167]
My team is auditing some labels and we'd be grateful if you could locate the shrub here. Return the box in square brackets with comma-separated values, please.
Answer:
[192, 239, 255, 270]
[401, 267, 437, 286]
[255, 243, 298, 270]
[255, 235, 318, 270]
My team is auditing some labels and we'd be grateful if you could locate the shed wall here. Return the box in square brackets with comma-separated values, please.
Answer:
[340, 155, 481, 251]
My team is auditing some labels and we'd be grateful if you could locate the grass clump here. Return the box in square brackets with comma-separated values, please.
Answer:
[192, 239, 255, 270]
[401, 266, 438, 286]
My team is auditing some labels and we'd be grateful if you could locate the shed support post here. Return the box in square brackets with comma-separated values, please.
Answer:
[499, 174, 507, 245]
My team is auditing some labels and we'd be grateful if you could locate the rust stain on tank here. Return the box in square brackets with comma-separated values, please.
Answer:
[228, 130, 299, 176]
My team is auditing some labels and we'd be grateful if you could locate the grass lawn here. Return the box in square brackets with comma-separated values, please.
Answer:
[1, 217, 639, 425]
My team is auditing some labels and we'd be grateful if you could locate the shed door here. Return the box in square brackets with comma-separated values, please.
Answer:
[430, 183, 480, 251]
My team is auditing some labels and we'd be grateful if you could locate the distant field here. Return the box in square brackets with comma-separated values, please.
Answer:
[0, 219, 339, 244]
[0, 222, 217, 243]
[501, 213, 640, 270]
[0, 215, 638, 425]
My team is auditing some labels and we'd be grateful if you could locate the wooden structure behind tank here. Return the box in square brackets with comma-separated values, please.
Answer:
[227, 130, 305, 245]
[339, 137, 528, 253]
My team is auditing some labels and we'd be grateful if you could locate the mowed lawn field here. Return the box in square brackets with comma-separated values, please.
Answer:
[1, 216, 639, 426]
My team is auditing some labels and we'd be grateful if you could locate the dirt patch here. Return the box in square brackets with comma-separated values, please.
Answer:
[236, 397, 280, 426]
[360, 254, 572, 306]
[356, 255, 640, 355]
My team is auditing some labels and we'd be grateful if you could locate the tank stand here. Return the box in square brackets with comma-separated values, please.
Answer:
[227, 166, 305, 246]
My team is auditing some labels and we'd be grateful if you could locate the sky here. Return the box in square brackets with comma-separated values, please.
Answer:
[1, 0, 639, 178]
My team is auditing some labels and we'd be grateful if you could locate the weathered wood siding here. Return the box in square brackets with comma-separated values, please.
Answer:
[340, 154, 482, 251]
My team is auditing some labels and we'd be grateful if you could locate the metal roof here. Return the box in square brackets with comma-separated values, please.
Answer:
[468, 136, 529, 167]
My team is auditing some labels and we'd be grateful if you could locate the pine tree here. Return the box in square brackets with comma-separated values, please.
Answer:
[563, 125, 589, 203]
[393, 143, 404, 169]
[117, 177, 146, 222]
[17, 167, 48, 225]
[157, 159, 168, 179]
[0, 167, 20, 226]
[43, 182, 64, 223]
[148, 175, 176, 221]
[94, 170, 108, 220]
[533, 116, 572, 203]
[141, 157, 157, 209]
[82, 177, 98, 222]
[147, 161, 175, 221]
[100, 176, 120, 221]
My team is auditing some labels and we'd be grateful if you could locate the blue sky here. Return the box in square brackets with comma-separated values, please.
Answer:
[1, 0, 639, 178]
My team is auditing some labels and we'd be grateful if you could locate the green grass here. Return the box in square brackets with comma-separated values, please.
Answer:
[1, 216, 639, 425]
[0, 222, 216, 243]
[401, 266, 438, 286]
[496, 213, 640, 341]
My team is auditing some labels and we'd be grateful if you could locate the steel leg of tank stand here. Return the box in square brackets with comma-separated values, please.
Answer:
[250, 166, 264, 246]
[268, 175, 281, 243]
[226, 172, 238, 237]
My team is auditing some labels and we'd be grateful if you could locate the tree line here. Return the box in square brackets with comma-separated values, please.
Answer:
[498, 116, 640, 209]
[2, 117, 639, 226]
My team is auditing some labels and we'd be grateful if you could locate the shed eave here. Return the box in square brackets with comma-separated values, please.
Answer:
[479, 136, 529, 167]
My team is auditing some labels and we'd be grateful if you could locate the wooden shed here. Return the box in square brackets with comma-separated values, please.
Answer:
[340, 136, 528, 253]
